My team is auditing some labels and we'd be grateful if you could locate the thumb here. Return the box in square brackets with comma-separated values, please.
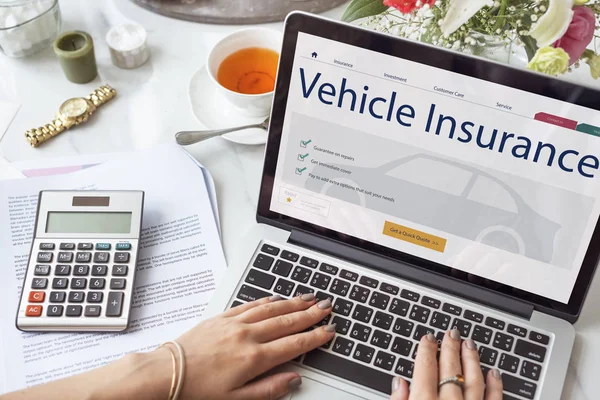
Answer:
[390, 376, 410, 400]
[231, 372, 302, 400]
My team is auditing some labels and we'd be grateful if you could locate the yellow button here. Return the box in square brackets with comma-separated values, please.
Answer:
[382, 221, 447, 253]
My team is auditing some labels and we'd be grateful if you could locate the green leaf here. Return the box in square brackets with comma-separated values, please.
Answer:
[341, 0, 388, 23]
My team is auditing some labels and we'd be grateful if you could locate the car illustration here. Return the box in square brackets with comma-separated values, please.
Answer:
[305, 153, 560, 264]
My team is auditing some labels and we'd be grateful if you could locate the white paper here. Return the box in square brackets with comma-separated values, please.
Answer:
[0, 143, 227, 394]
[0, 156, 25, 181]
[0, 101, 20, 146]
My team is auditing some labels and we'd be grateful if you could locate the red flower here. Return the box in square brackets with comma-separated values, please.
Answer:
[383, 0, 436, 14]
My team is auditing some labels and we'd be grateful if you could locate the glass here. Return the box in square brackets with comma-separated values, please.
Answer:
[0, 0, 62, 58]
[45, 212, 132, 234]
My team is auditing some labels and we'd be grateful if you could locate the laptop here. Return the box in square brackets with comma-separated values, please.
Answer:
[206, 11, 600, 400]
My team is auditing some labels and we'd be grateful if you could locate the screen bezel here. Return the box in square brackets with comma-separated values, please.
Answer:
[257, 12, 600, 320]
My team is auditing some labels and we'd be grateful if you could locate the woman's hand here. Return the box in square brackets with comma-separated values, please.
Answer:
[390, 330, 503, 400]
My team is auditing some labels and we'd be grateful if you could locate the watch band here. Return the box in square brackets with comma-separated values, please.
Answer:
[87, 84, 117, 107]
[25, 119, 67, 148]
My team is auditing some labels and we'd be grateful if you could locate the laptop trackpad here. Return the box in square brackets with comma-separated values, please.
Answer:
[287, 376, 367, 399]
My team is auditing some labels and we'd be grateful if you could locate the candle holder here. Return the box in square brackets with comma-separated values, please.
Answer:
[0, 0, 62, 58]
[54, 31, 98, 84]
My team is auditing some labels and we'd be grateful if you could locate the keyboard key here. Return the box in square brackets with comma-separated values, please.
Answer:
[68, 291, 85, 303]
[472, 325, 493, 344]
[110, 278, 126, 290]
[502, 373, 537, 399]
[320, 263, 339, 275]
[252, 254, 274, 271]
[413, 325, 435, 341]
[231, 301, 243, 308]
[66, 305, 82, 317]
[514, 339, 546, 363]
[293, 285, 314, 297]
[87, 291, 103, 303]
[47, 305, 63, 317]
[371, 330, 392, 349]
[393, 318, 414, 337]
[436, 331, 445, 347]
[49, 291, 66, 303]
[380, 282, 399, 295]
[112, 265, 128, 276]
[442, 303, 462, 316]
[85, 305, 102, 317]
[485, 316, 505, 330]
[304, 349, 393, 394]
[493, 332, 514, 352]
[374, 351, 396, 371]
[106, 292, 124, 317]
[333, 298, 354, 317]
[90, 278, 105, 289]
[332, 337, 355, 356]
[75, 252, 92, 263]
[359, 276, 379, 288]
[332, 316, 352, 335]
[93, 252, 110, 263]
[34, 265, 50, 276]
[315, 291, 334, 302]
[352, 304, 374, 323]
[451, 318, 472, 337]
[55, 265, 71, 276]
[409, 304, 430, 324]
[96, 243, 111, 250]
[330, 279, 351, 296]
[273, 278, 295, 297]
[421, 296, 441, 309]
[74, 265, 90, 276]
[478, 346, 498, 366]
[373, 311, 393, 330]
[32, 278, 48, 289]
[350, 323, 372, 342]
[507, 324, 528, 338]
[60, 243, 76, 250]
[115, 243, 131, 251]
[310, 273, 331, 290]
[25, 305, 42, 317]
[39, 243, 55, 250]
[353, 344, 375, 363]
[58, 252, 74, 263]
[430, 311, 451, 330]
[37, 252, 53, 263]
[480, 365, 491, 380]
[369, 292, 390, 310]
[498, 353, 519, 373]
[317, 314, 332, 327]
[400, 289, 419, 302]
[281, 250, 299, 262]
[272, 260, 293, 277]
[237, 284, 271, 302]
[291, 266, 312, 284]
[391, 337, 413, 357]
[411, 344, 419, 359]
[245, 269, 275, 290]
[464, 310, 484, 323]
[92, 265, 108, 276]
[350, 285, 371, 303]
[340, 269, 359, 282]
[260, 243, 280, 256]
[521, 360, 542, 381]
[28, 291, 45, 302]
[529, 331, 550, 345]
[300, 256, 318, 268]
[395, 358, 414, 379]
[71, 278, 87, 289]
[114, 252, 130, 263]
[77, 243, 93, 250]
[52, 278, 68, 289]
[389, 298, 410, 317]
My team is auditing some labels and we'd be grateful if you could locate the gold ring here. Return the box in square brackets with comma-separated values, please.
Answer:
[438, 374, 465, 389]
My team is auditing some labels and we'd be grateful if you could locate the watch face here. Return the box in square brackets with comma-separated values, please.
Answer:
[59, 98, 89, 118]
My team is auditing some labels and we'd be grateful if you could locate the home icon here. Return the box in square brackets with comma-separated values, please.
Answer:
[311, 52, 318, 58]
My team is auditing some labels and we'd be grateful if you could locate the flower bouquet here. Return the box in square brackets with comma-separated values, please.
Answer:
[341, 0, 600, 79]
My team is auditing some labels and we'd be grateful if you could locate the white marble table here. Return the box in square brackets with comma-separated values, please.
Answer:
[0, 1, 598, 398]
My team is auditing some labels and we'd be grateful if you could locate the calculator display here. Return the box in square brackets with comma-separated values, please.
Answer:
[45, 212, 132, 234]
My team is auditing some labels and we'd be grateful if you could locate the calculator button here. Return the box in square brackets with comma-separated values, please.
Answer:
[34, 265, 50, 276]
[114, 252, 130, 263]
[68, 291, 85, 303]
[66, 305, 82, 317]
[110, 279, 126, 290]
[87, 291, 103, 303]
[106, 292, 124, 317]
[90, 278, 105, 289]
[93, 252, 110, 263]
[55, 265, 71, 276]
[49, 292, 66, 303]
[39, 243, 55, 250]
[52, 278, 68, 289]
[37, 252, 53, 263]
[92, 265, 108, 276]
[47, 305, 64, 317]
[96, 243, 111, 250]
[75, 252, 92, 263]
[60, 243, 76, 250]
[25, 305, 43, 317]
[85, 305, 102, 317]
[112, 265, 128, 276]
[28, 291, 45, 302]
[77, 243, 93, 250]
[71, 278, 87, 289]
[116, 243, 131, 250]
[74, 265, 90, 276]
[57, 252, 74, 263]
[32, 278, 48, 289]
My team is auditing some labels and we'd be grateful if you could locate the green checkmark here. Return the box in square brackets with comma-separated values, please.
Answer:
[297, 167, 307, 173]
[299, 153, 309, 159]
[301, 139, 312, 146]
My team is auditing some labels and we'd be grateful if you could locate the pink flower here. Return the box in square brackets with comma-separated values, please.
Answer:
[553, 6, 596, 65]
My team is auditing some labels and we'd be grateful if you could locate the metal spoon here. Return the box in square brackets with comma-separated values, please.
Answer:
[175, 118, 269, 146]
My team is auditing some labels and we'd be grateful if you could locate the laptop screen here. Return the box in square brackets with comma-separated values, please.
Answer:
[263, 18, 600, 312]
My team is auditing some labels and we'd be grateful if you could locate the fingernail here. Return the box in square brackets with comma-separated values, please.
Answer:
[465, 339, 477, 350]
[492, 369, 501, 380]
[426, 333, 436, 343]
[324, 323, 336, 332]
[392, 376, 403, 393]
[288, 376, 302, 389]
[318, 299, 332, 309]
[450, 328, 461, 341]
[269, 295, 283, 302]
[301, 293, 315, 301]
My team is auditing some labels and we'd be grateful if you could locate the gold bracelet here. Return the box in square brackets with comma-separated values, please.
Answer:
[160, 341, 186, 400]
[161, 345, 177, 400]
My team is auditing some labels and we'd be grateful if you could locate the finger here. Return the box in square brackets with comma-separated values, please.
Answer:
[238, 293, 317, 324]
[222, 296, 276, 318]
[438, 329, 463, 399]
[461, 339, 485, 400]
[484, 369, 503, 400]
[410, 333, 439, 398]
[390, 376, 410, 400]
[252, 299, 333, 342]
[230, 372, 302, 400]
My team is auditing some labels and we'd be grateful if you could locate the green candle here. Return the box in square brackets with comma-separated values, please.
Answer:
[53, 31, 98, 84]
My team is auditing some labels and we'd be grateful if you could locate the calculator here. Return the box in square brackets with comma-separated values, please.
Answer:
[16, 190, 145, 332]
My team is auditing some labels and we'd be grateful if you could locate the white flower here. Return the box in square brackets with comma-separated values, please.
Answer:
[440, 0, 490, 36]
[528, 0, 574, 47]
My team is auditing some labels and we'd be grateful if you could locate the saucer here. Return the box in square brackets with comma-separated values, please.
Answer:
[188, 65, 268, 145]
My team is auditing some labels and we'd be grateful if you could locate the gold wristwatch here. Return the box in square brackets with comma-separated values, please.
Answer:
[25, 84, 117, 147]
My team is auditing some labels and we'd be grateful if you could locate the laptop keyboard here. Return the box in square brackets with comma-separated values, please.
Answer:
[231, 243, 550, 399]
